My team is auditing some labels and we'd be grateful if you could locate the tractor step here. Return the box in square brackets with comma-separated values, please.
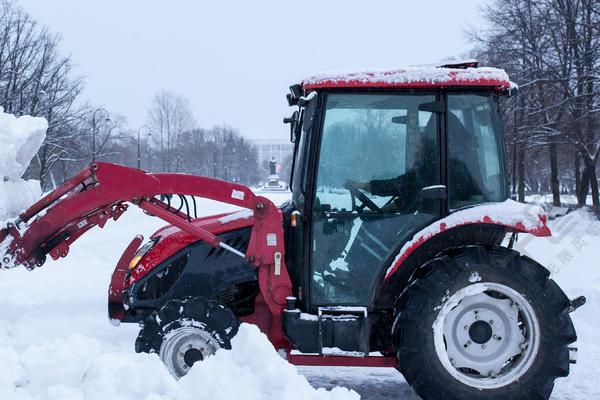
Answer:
[282, 303, 371, 356]
[317, 306, 369, 356]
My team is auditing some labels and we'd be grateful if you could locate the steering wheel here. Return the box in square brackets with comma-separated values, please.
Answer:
[343, 181, 383, 213]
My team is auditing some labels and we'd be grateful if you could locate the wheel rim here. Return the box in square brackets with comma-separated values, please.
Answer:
[160, 326, 221, 378]
[433, 282, 540, 389]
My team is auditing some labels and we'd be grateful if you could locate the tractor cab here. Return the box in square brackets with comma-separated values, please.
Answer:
[284, 62, 511, 310]
[281, 62, 514, 354]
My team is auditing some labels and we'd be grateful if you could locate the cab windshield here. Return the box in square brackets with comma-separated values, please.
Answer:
[309, 91, 507, 306]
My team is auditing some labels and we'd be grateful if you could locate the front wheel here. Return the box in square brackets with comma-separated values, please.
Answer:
[394, 245, 576, 400]
[135, 297, 238, 378]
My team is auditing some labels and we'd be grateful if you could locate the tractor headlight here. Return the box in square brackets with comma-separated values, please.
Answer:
[129, 237, 159, 270]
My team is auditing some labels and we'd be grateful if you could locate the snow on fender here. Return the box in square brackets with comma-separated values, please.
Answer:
[385, 199, 551, 279]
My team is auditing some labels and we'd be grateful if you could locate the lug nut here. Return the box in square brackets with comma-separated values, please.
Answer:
[475, 315, 480, 320]
[482, 344, 486, 349]
[489, 320, 494, 325]
[520, 342, 528, 350]
[464, 325, 469, 330]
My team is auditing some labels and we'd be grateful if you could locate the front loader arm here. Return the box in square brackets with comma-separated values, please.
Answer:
[0, 162, 284, 273]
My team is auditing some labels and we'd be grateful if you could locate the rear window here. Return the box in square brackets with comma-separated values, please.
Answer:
[447, 93, 507, 210]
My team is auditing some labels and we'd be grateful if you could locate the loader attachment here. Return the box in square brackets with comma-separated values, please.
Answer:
[0, 162, 285, 272]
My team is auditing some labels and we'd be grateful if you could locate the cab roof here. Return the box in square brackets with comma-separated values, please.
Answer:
[301, 60, 511, 91]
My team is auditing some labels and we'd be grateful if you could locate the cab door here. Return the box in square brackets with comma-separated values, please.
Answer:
[309, 92, 441, 307]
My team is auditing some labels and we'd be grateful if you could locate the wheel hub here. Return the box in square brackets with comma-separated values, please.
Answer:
[434, 283, 540, 389]
[160, 326, 221, 378]
[468, 320, 493, 344]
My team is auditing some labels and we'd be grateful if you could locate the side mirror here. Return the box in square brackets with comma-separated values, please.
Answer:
[283, 110, 300, 142]
[421, 185, 447, 199]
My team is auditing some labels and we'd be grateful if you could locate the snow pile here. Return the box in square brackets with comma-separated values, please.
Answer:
[177, 324, 358, 400]
[0, 321, 358, 400]
[0, 107, 47, 180]
[0, 107, 47, 220]
[302, 66, 510, 89]
[0, 179, 42, 221]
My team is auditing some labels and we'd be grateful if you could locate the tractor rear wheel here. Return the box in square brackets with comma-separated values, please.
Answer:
[393, 245, 576, 400]
[135, 297, 238, 378]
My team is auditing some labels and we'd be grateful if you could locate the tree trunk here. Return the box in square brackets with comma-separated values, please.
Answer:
[591, 167, 599, 207]
[578, 161, 592, 207]
[518, 149, 525, 202]
[549, 141, 561, 206]
[575, 151, 580, 195]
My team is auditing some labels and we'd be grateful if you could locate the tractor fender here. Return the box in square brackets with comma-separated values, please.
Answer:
[384, 200, 550, 281]
[375, 201, 551, 310]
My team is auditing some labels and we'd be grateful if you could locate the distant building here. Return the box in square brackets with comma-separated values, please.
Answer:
[252, 139, 294, 167]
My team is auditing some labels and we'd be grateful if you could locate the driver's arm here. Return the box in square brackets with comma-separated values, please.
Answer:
[358, 170, 415, 197]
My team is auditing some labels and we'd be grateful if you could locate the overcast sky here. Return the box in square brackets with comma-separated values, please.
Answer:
[19, 0, 490, 141]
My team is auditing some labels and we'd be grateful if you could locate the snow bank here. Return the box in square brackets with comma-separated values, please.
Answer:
[0, 323, 358, 400]
[177, 324, 358, 400]
[0, 107, 47, 181]
[0, 179, 42, 220]
[0, 107, 47, 221]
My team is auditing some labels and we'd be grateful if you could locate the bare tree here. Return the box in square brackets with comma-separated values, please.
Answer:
[146, 91, 195, 172]
[0, 0, 85, 188]
[472, 0, 600, 207]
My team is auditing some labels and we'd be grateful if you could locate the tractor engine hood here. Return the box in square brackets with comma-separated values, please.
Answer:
[126, 209, 254, 286]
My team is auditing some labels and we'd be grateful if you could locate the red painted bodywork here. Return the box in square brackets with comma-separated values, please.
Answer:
[287, 353, 397, 368]
[128, 212, 254, 287]
[108, 234, 143, 321]
[302, 67, 511, 91]
[385, 215, 551, 280]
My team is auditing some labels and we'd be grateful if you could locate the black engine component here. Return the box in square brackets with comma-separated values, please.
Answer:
[124, 227, 259, 322]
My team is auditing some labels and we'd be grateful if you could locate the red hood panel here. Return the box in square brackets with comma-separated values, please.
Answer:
[127, 210, 254, 286]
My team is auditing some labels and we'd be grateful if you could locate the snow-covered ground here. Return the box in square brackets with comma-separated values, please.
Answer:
[0, 185, 598, 399]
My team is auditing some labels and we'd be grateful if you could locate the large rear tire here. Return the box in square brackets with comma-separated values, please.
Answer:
[393, 245, 576, 400]
[135, 297, 238, 378]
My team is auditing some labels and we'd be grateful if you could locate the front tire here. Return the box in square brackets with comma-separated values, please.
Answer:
[394, 245, 576, 400]
[135, 297, 238, 378]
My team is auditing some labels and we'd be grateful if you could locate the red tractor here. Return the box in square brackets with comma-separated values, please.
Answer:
[1, 61, 584, 399]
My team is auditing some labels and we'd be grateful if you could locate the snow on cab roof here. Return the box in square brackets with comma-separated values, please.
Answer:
[302, 62, 511, 91]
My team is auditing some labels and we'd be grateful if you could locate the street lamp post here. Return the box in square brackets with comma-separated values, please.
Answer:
[91, 108, 110, 162]
[137, 125, 151, 170]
